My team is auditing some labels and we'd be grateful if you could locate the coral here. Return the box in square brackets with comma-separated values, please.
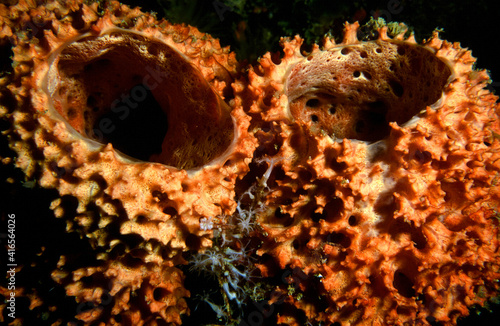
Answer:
[1, 1, 499, 326]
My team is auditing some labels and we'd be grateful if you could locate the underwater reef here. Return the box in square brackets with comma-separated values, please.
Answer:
[1, 1, 500, 325]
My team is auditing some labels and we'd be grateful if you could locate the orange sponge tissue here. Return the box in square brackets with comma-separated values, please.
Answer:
[0, 1, 499, 325]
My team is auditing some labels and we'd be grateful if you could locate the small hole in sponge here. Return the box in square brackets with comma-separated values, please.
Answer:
[411, 228, 427, 250]
[393, 271, 415, 298]
[323, 197, 344, 222]
[306, 98, 320, 108]
[389, 79, 404, 97]
[292, 239, 301, 249]
[326, 232, 351, 248]
[162, 206, 178, 216]
[272, 207, 294, 227]
[412, 150, 432, 164]
[153, 288, 169, 301]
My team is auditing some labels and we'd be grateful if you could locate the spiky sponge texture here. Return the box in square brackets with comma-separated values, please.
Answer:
[1, 1, 499, 325]
[241, 22, 500, 325]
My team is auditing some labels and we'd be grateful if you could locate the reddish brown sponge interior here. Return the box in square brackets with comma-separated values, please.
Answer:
[287, 41, 452, 141]
[51, 31, 234, 169]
